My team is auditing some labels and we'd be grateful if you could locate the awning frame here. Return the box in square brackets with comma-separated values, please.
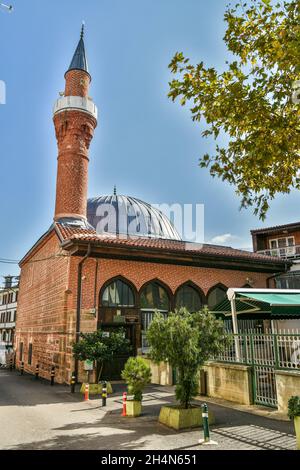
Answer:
[226, 288, 300, 359]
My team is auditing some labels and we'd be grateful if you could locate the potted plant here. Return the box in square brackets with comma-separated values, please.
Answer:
[72, 328, 131, 395]
[288, 396, 300, 450]
[121, 356, 152, 417]
[147, 307, 228, 430]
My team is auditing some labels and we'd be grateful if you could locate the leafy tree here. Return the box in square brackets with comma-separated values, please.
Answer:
[168, 0, 300, 219]
[288, 395, 300, 419]
[147, 308, 228, 408]
[73, 329, 131, 382]
[121, 356, 152, 401]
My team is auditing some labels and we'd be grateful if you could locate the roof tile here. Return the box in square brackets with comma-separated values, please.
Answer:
[55, 222, 286, 264]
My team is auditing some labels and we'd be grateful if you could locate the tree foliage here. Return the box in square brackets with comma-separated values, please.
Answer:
[288, 395, 300, 419]
[72, 329, 131, 381]
[168, 0, 300, 219]
[121, 356, 152, 401]
[147, 308, 228, 408]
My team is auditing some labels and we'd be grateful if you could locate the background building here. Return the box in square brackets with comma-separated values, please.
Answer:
[251, 222, 300, 290]
[0, 275, 19, 364]
[252, 222, 300, 331]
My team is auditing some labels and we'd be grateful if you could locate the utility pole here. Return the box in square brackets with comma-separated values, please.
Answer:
[0, 3, 13, 13]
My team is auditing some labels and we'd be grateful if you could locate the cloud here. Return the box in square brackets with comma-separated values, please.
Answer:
[209, 233, 252, 250]
[209, 233, 238, 245]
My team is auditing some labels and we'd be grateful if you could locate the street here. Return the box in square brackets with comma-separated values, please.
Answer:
[0, 369, 297, 450]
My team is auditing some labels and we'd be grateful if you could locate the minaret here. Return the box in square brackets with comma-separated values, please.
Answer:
[53, 25, 98, 223]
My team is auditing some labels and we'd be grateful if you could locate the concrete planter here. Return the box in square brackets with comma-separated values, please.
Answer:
[126, 400, 142, 417]
[158, 405, 215, 430]
[294, 416, 300, 450]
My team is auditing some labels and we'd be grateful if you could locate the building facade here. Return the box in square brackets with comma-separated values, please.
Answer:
[251, 222, 300, 290]
[15, 29, 287, 384]
[252, 222, 300, 331]
[0, 276, 19, 364]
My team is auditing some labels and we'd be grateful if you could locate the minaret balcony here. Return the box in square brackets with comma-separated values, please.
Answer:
[53, 96, 98, 120]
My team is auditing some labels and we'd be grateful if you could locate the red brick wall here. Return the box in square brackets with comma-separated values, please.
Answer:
[15, 238, 273, 384]
[53, 109, 97, 221]
[64, 69, 90, 97]
[15, 232, 71, 383]
[77, 257, 270, 311]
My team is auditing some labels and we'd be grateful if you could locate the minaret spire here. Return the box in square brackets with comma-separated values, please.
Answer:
[53, 26, 98, 222]
[66, 24, 89, 77]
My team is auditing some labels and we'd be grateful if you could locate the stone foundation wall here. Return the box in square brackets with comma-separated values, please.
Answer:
[143, 358, 173, 386]
[275, 370, 300, 415]
[202, 361, 253, 405]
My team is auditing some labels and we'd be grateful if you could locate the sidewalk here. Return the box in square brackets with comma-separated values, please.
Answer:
[0, 370, 297, 450]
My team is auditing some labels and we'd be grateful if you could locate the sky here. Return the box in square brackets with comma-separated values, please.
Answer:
[0, 0, 299, 281]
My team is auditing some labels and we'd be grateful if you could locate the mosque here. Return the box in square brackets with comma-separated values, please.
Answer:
[15, 28, 286, 383]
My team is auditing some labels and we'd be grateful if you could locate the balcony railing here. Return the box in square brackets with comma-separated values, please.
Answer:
[53, 96, 98, 120]
[257, 245, 300, 259]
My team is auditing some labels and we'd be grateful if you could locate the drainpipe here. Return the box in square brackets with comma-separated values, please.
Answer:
[93, 259, 99, 320]
[74, 243, 92, 381]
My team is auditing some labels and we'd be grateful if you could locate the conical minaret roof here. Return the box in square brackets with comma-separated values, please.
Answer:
[67, 24, 89, 75]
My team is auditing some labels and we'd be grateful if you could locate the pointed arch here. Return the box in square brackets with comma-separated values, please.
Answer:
[99, 275, 138, 308]
[207, 283, 228, 310]
[139, 278, 172, 311]
[174, 281, 206, 312]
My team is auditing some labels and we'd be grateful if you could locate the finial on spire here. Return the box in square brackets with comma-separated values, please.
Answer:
[66, 23, 89, 76]
[113, 185, 117, 196]
[81, 21, 85, 39]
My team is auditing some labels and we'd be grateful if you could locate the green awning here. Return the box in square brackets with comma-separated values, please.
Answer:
[211, 291, 300, 318]
[239, 292, 300, 316]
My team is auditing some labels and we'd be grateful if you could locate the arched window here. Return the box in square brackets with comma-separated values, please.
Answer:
[207, 285, 227, 309]
[101, 279, 135, 307]
[175, 285, 202, 312]
[140, 282, 169, 310]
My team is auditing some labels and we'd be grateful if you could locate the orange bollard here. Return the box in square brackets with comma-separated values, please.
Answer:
[122, 392, 127, 416]
[84, 383, 89, 401]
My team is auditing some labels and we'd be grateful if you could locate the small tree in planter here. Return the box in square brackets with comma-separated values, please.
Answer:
[147, 307, 228, 429]
[73, 328, 131, 393]
[121, 357, 152, 417]
[288, 396, 300, 450]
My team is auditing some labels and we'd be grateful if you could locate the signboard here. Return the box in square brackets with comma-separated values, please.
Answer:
[84, 359, 94, 371]
[113, 315, 126, 324]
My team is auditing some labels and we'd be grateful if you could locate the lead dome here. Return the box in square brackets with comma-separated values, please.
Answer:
[87, 194, 181, 240]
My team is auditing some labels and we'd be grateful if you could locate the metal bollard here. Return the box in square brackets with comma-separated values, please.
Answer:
[122, 392, 127, 416]
[102, 381, 107, 407]
[198, 402, 217, 446]
[20, 361, 24, 375]
[50, 366, 55, 386]
[84, 383, 89, 401]
[70, 372, 76, 393]
[202, 403, 210, 442]
[35, 364, 39, 380]
[9, 358, 13, 371]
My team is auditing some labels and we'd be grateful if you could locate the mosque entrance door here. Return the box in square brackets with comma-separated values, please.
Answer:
[99, 322, 137, 381]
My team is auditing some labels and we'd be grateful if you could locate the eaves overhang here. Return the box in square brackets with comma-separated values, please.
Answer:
[60, 238, 290, 273]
